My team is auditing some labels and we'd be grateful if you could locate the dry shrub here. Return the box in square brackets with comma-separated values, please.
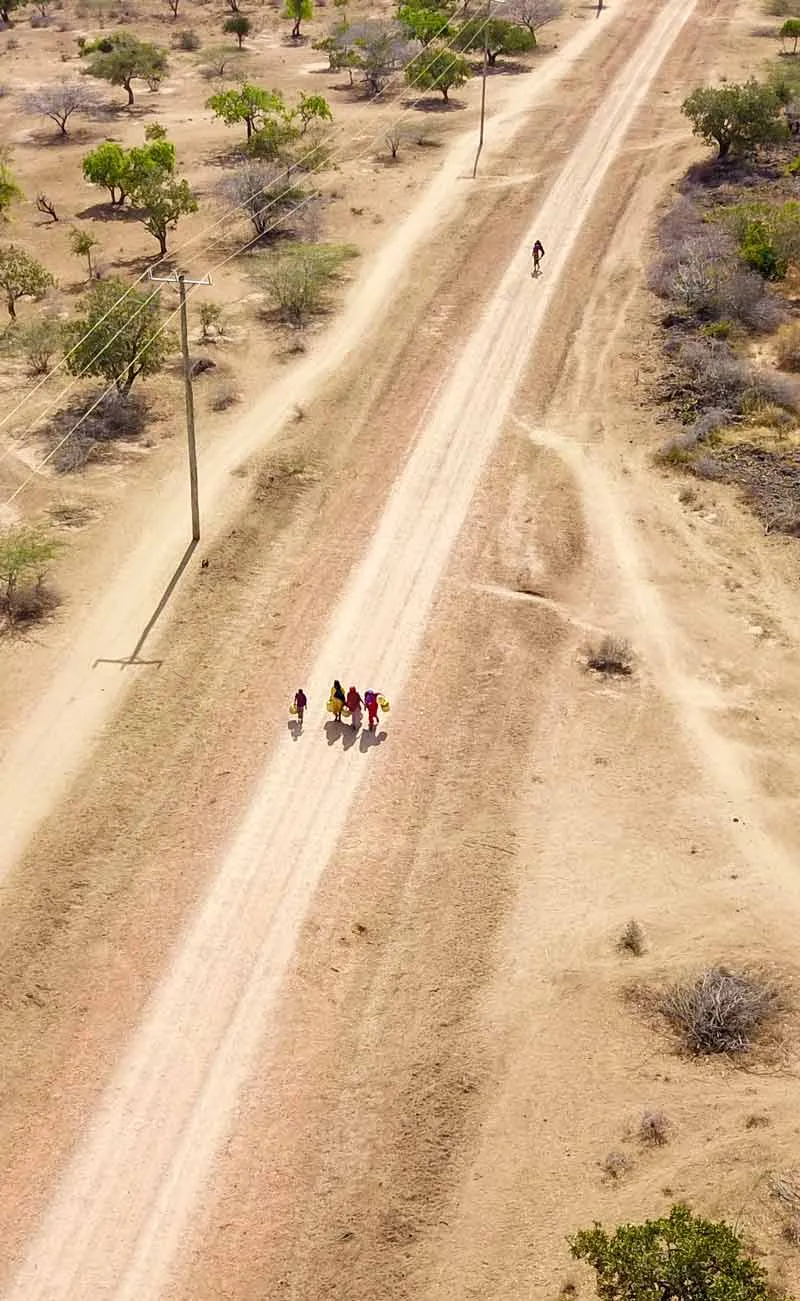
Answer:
[173, 27, 199, 48]
[47, 394, 147, 473]
[618, 920, 646, 957]
[745, 1113, 770, 1128]
[7, 579, 60, 623]
[49, 501, 93, 528]
[775, 321, 800, 372]
[770, 1171, 800, 1213]
[692, 455, 726, 481]
[52, 432, 96, 473]
[782, 1218, 800, 1247]
[677, 340, 753, 408]
[638, 1109, 671, 1147]
[210, 383, 241, 412]
[650, 206, 780, 331]
[601, 1151, 630, 1181]
[586, 635, 633, 676]
[691, 406, 736, 441]
[659, 967, 783, 1055]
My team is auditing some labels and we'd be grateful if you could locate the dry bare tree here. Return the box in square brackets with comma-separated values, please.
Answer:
[24, 82, 100, 136]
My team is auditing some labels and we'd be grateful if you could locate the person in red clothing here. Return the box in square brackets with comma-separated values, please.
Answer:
[345, 685, 362, 729]
[531, 239, 545, 277]
[293, 688, 307, 726]
[364, 689, 381, 732]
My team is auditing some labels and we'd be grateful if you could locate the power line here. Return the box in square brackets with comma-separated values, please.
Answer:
[0, 8, 493, 454]
[0, 21, 503, 509]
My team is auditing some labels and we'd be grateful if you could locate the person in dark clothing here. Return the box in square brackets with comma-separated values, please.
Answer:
[293, 688, 307, 726]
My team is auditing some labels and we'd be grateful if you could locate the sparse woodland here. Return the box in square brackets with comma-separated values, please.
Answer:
[0, 0, 560, 619]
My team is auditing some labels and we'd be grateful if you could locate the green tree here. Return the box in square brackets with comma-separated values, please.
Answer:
[16, 315, 60, 375]
[248, 116, 298, 159]
[0, 529, 59, 615]
[682, 80, 788, 159]
[724, 198, 800, 278]
[0, 0, 24, 20]
[284, 0, 313, 39]
[780, 16, 800, 51]
[0, 159, 22, 220]
[295, 92, 332, 131]
[207, 83, 286, 140]
[0, 246, 54, 318]
[405, 46, 469, 99]
[223, 13, 251, 46]
[454, 16, 534, 64]
[129, 174, 197, 255]
[349, 20, 415, 93]
[63, 277, 173, 395]
[69, 227, 100, 279]
[313, 27, 358, 80]
[262, 243, 349, 325]
[570, 1205, 773, 1301]
[125, 136, 177, 189]
[398, 3, 450, 42]
[81, 33, 168, 106]
[82, 140, 129, 205]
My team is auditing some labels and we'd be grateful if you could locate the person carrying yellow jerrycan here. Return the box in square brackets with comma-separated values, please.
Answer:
[327, 679, 347, 721]
[364, 689, 389, 732]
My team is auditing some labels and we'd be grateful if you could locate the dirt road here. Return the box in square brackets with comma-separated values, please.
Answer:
[0, 1, 619, 876]
[0, 0, 714, 1296]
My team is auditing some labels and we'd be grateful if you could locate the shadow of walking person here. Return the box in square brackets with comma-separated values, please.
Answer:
[359, 728, 387, 752]
[324, 719, 346, 746]
[288, 719, 303, 741]
[341, 718, 360, 751]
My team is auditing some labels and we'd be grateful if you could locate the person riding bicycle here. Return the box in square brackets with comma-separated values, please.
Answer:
[531, 239, 545, 276]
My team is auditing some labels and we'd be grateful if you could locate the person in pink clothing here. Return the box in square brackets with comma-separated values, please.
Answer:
[345, 685, 362, 730]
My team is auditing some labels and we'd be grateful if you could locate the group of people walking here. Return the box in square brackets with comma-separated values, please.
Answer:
[291, 681, 389, 733]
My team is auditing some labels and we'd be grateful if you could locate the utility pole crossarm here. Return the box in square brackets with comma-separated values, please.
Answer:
[147, 267, 213, 543]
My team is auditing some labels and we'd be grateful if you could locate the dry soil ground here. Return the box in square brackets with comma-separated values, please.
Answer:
[1, 0, 800, 1297]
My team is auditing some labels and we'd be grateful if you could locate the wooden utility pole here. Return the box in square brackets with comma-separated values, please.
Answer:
[148, 267, 212, 542]
[472, 0, 490, 178]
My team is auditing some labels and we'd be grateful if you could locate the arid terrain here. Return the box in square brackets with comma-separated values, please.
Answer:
[1, 0, 800, 1295]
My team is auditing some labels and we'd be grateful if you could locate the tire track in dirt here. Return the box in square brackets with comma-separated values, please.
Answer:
[4, 1, 698, 1296]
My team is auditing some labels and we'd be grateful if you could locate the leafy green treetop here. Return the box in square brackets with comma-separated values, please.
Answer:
[82, 136, 175, 205]
[0, 530, 59, 610]
[207, 83, 285, 140]
[0, 246, 54, 318]
[682, 79, 788, 159]
[454, 16, 534, 64]
[570, 1204, 774, 1301]
[63, 278, 174, 395]
[223, 13, 251, 47]
[81, 32, 168, 105]
[295, 92, 333, 131]
[0, 158, 22, 219]
[130, 175, 197, 255]
[284, 0, 313, 39]
[405, 46, 469, 99]
[398, 3, 450, 42]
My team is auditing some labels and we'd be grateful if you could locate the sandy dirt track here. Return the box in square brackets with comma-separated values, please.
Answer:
[1, 2, 705, 1296]
[0, 1, 620, 877]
